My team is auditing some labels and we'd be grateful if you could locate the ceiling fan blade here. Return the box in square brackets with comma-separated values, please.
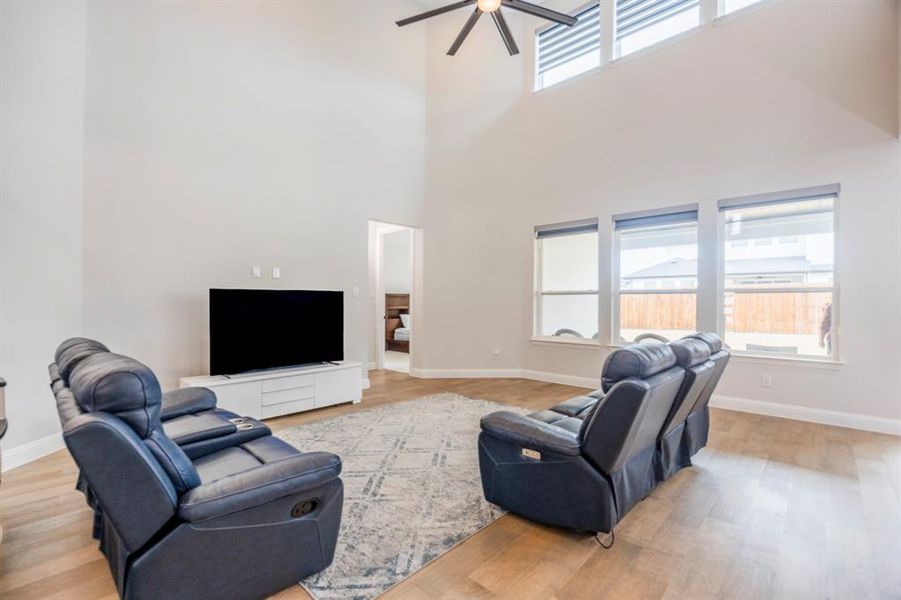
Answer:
[491, 11, 519, 56]
[396, 0, 475, 27]
[447, 8, 483, 56]
[501, 0, 577, 26]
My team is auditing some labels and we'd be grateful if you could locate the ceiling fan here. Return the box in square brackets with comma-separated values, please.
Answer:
[396, 0, 577, 57]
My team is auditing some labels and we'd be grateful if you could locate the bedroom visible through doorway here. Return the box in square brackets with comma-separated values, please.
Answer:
[369, 221, 417, 374]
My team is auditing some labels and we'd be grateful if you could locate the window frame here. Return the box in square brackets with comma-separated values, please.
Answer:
[611, 206, 700, 345]
[532, 219, 601, 345]
[530, 0, 782, 97]
[715, 188, 841, 361]
[533, 1, 603, 92]
[613, 0, 702, 59]
[716, 0, 767, 20]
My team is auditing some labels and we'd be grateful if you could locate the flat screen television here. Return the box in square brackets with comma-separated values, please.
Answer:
[209, 288, 343, 375]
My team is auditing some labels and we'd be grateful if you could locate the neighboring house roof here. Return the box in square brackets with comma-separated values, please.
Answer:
[623, 256, 831, 279]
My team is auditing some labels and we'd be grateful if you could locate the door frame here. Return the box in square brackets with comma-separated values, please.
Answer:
[369, 221, 419, 372]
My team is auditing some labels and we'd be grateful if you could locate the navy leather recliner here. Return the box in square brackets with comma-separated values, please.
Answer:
[53, 343, 343, 600]
[681, 332, 730, 456]
[51, 337, 274, 537]
[478, 333, 730, 534]
[653, 337, 715, 481]
[478, 343, 684, 534]
[533, 333, 728, 476]
[51, 338, 270, 458]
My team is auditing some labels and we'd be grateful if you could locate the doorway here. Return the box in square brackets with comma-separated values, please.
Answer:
[369, 221, 417, 374]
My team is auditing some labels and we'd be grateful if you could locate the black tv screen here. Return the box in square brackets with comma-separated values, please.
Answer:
[210, 288, 343, 375]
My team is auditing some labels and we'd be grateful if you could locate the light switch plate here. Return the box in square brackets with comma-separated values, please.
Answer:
[352, 286, 360, 298]
[272, 266, 281, 279]
[251, 265, 261, 278]
[521, 448, 541, 460]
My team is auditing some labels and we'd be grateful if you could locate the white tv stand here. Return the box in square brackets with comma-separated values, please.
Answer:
[179, 361, 363, 420]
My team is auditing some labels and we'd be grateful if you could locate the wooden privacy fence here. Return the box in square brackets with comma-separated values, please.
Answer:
[620, 291, 832, 334]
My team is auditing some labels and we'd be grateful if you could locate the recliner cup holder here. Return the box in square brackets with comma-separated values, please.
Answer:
[236, 423, 254, 431]
[228, 418, 246, 425]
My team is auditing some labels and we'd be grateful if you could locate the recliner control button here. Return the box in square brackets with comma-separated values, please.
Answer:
[291, 499, 318, 517]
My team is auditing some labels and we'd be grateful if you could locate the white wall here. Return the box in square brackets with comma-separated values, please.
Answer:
[3, 0, 899, 469]
[80, 1, 427, 389]
[420, 0, 901, 424]
[383, 229, 412, 293]
[0, 1, 86, 464]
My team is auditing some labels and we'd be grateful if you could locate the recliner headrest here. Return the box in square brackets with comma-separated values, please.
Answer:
[601, 343, 677, 391]
[686, 332, 723, 354]
[68, 353, 162, 438]
[55, 337, 110, 383]
[670, 337, 711, 368]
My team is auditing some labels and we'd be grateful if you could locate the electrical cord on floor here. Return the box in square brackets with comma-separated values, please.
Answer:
[594, 530, 615, 549]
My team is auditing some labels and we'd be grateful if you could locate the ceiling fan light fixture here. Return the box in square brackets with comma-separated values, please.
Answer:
[396, 0, 576, 56]
[476, 0, 502, 13]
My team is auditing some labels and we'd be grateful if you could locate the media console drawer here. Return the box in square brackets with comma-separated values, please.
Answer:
[262, 397, 316, 419]
[262, 385, 315, 407]
[261, 373, 315, 393]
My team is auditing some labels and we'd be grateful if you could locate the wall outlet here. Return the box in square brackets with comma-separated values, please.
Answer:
[761, 374, 773, 388]
[271, 266, 281, 279]
[352, 286, 360, 298]
[251, 265, 261, 278]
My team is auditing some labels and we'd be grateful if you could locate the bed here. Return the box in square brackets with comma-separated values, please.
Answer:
[385, 293, 410, 353]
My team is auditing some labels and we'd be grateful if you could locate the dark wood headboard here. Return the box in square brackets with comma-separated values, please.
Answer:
[385, 293, 410, 352]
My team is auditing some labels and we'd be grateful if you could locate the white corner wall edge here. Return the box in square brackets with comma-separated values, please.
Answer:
[409, 368, 900, 436]
[2, 432, 65, 473]
[710, 394, 901, 436]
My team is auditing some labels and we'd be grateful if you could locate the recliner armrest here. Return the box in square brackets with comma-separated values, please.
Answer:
[161, 387, 217, 420]
[480, 411, 581, 456]
[178, 452, 342, 523]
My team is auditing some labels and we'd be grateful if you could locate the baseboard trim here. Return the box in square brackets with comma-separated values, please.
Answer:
[520, 369, 598, 389]
[409, 367, 522, 379]
[367, 361, 377, 371]
[2, 432, 65, 473]
[408, 368, 899, 436]
[362, 378, 371, 390]
[711, 394, 901, 436]
[409, 367, 596, 389]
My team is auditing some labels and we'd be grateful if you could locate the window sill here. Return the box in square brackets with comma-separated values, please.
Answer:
[608, 25, 703, 69]
[532, 63, 603, 95]
[530, 24, 705, 95]
[530, 336, 602, 349]
[712, 0, 774, 27]
[730, 352, 844, 370]
[600, 341, 844, 370]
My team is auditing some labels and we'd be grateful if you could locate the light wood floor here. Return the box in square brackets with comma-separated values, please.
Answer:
[1, 370, 899, 599]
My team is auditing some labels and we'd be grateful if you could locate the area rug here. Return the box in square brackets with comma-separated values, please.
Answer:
[276, 393, 528, 600]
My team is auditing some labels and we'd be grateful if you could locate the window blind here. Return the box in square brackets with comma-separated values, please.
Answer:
[535, 218, 599, 239]
[616, 0, 699, 39]
[720, 197, 834, 240]
[717, 184, 840, 211]
[536, 3, 601, 78]
[614, 208, 698, 230]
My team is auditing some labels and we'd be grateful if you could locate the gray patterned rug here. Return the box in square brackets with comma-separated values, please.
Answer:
[276, 393, 527, 600]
